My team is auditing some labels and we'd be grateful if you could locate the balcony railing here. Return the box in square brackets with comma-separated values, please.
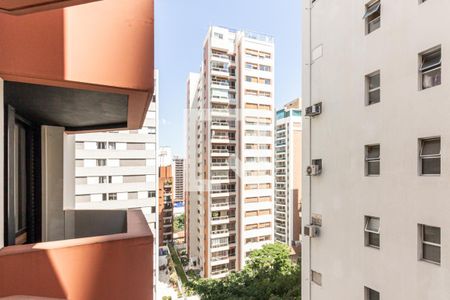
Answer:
[211, 228, 229, 235]
[211, 268, 229, 275]
[212, 189, 236, 194]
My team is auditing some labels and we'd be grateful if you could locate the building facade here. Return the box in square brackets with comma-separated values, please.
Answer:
[158, 165, 173, 246]
[302, 1, 450, 299]
[274, 99, 302, 252]
[74, 70, 158, 231]
[173, 156, 185, 215]
[186, 26, 275, 278]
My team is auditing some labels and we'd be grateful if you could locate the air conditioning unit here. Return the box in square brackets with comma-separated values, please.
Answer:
[291, 240, 301, 247]
[306, 159, 322, 176]
[305, 102, 322, 117]
[303, 225, 320, 238]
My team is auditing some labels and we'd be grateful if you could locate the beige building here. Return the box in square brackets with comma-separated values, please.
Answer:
[274, 99, 302, 252]
[186, 26, 275, 278]
[302, 0, 449, 299]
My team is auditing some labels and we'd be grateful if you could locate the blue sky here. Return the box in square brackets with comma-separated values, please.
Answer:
[156, 0, 301, 156]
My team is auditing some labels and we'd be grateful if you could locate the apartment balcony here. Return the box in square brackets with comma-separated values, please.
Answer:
[210, 268, 229, 278]
[210, 189, 236, 198]
[0, 0, 155, 131]
[211, 215, 235, 225]
[210, 161, 236, 171]
[211, 121, 236, 130]
[210, 256, 230, 266]
[0, 209, 153, 300]
[211, 67, 231, 78]
[211, 200, 236, 211]
[211, 149, 236, 158]
[211, 53, 231, 64]
[210, 228, 230, 239]
[211, 108, 236, 119]
[211, 95, 236, 105]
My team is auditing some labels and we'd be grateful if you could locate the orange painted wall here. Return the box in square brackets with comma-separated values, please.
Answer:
[0, 0, 154, 129]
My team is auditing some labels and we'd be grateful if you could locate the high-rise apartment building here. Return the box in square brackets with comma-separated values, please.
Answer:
[173, 156, 185, 215]
[74, 70, 159, 232]
[274, 99, 302, 252]
[302, 1, 449, 299]
[158, 165, 173, 246]
[186, 26, 275, 278]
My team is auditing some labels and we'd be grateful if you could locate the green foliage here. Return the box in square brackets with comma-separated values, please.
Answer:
[162, 296, 172, 300]
[173, 213, 185, 232]
[169, 244, 189, 285]
[188, 243, 301, 300]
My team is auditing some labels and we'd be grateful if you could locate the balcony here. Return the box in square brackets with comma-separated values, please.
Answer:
[0, 0, 155, 131]
[0, 209, 153, 300]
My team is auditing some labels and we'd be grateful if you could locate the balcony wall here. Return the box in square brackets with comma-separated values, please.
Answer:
[0, 209, 153, 300]
[0, 0, 154, 130]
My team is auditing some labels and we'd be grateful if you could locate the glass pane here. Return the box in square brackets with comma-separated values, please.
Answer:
[367, 161, 380, 175]
[367, 145, 380, 159]
[422, 157, 440, 175]
[369, 89, 380, 104]
[367, 217, 380, 232]
[368, 17, 380, 33]
[423, 225, 441, 244]
[423, 244, 440, 263]
[368, 233, 380, 247]
[368, 289, 380, 300]
[422, 139, 440, 155]
[363, 2, 380, 19]
[369, 73, 380, 89]
[422, 68, 441, 89]
[422, 50, 441, 71]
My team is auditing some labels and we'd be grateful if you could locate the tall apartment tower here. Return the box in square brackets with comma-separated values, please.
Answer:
[158, 165, 173, 246]
[274, 99, 302, 252]
[302, 1, 449, 300]
[173, 156, 185, 215]
[74, 70, 159, 232]
[186, 26, 275, 278]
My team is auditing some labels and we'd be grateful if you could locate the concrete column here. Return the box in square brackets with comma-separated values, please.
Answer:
[41, 125, 65, 242]
[0, 78, 4, 249]
[64, 133, 76, 239]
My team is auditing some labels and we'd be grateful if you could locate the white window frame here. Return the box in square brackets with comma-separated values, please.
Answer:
[364, 1, 381, 34]
[365, 216, 380, 248]
[419, 47, 441, 90]
[419, 224, 441, 265]
[366, 71, 380, 105]
[365, 144, 380, 176]
[419, 137, 441, 176]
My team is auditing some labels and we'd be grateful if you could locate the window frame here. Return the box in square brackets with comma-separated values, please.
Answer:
[365, 144, 380, 176]
[364, 216, 380, 249]
[419, 224, 441, 265]
[366, 71, 380, 105]
[364, 1, 381, 34]
[365, 287, 380, 300]
[419, 47, 442, 90]
[419, 137, 441, 176]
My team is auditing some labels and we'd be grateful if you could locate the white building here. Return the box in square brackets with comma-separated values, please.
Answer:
[186, 26, 275, 278]
[274, 99, 302, 250]
[302, 1, 449, 299]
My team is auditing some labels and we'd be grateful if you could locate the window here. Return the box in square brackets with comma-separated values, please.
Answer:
[245, 76, 258, 83]
[245, 63, 258, 70]
[96, 159, 106, 167]
[365, 145, 380, 176]
[366, 71, 380, 105]
[420, 47, 441, 90]
[419, 137, 440, 175]
[259, 78, 271, 85]
[108, 142, 116, 150]
[259, 65, 271, 72]
[148, 191, 156, 198]
[364, 1, 381, 34]
[96, 142, 106, 149]
[365, 287, 380, 300]
[311, 270, 322, 286]
[245, 89, 258, 96]
[365, 216, 380, 248]
[99, 176, 107, 184]
[102, 193, 107, 201]
[108, 193, 117, 201]
[214, 32, 223, 39]
[419, 224, 441, 264]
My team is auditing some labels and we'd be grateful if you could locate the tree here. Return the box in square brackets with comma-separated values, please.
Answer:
[188, 243, 301, 300]
[173, 213, 185, 232]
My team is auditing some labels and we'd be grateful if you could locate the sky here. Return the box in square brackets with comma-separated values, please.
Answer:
[156, 0, 302, 156]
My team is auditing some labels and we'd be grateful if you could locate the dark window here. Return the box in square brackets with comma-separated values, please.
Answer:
[420, 224, 441, 264]
[419, 138, 440, 175]
[364, 1, 381, 34]
[420, 47, 441, 89]
[365, 145, 380, 176]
